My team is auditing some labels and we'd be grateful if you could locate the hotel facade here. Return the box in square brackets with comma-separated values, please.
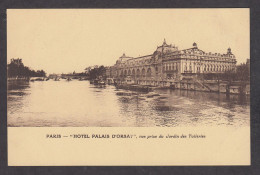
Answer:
[108, 39, 237, 86]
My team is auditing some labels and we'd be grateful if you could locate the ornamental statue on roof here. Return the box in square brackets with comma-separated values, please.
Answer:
[156, 38, 178, 54]
[118, 53, 133, 62]
[227, 47, 232, 54]
[163, 38, 167, 45]
[193, 42, 197, 48]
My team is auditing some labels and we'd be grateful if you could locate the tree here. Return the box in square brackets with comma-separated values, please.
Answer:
[8, 58, 47, 78]
[88, 65, 106, 80]
[235, 63, 249, 81]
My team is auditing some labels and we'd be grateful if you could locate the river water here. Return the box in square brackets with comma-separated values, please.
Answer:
[7, 80, 250, 127]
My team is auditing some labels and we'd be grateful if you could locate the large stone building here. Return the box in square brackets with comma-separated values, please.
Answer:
[110, 39, 237, 86]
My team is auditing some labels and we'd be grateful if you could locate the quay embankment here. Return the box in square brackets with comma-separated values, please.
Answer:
[174, 79, 250, 95]
[113, 79, 250, 95]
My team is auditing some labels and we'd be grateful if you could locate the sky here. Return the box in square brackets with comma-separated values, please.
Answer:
[7, 9, 249, 74]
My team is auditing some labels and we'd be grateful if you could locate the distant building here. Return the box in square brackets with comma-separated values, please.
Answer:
[109, 39, 237, 86]
[49, 74, 61, 79]
[105, 66, 113, 78]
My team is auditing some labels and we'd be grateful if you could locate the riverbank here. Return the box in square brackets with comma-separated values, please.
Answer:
[8, 77, 30, 81]
[175, 80, 250, 95]
[113, 79, 250, 95]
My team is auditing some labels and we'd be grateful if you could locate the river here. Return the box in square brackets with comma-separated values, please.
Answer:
[7, 80, 250, 127]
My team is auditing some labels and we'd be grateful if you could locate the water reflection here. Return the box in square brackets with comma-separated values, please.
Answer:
[7, 80, 250, 127]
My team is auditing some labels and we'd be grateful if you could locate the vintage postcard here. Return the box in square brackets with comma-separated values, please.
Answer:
[7, 9, 250, 165]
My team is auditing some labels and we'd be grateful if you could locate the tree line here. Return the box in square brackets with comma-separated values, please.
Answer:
[8, 59, 46, 77]
[87, 66, 106, 80]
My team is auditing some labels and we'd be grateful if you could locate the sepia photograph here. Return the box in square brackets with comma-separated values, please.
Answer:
[5, 8, 252, 166]
[7, 9, 250, 128]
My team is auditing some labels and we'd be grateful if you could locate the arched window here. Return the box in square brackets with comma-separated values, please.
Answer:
[197, 66, 200, 73]
[147, 68, 152, 77]
[142, 68, 146, 77]
[132, 69, 135, 77]
[136, 69, 140, 78]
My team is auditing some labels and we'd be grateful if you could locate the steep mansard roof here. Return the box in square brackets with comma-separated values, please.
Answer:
[181, 47, 235, 58]
[117, 40, 236, 65]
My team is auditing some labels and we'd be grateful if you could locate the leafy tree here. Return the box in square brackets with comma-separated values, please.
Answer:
[236, 63, 249, 81]
[8, 58, 46, 78]
[88, 65, 106, 80]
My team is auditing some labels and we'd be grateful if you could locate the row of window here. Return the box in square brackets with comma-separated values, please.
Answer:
[176, 55, 234, 61]
[183, 65, 234, 72]
[117, 69, 152, 76]
[163, 63, 179, 71]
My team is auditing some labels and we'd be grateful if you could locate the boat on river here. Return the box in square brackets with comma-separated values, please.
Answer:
[79, 77, 88, 81]
[93, 79, 106, 86]
[98, 80, 106, 85]
[30, 77, 45, 81]
[106, 78, 114, 85]
[115, 84, 152, 92]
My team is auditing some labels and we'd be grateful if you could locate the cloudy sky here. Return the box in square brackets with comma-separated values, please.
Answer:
[7, 9, 249, 74]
